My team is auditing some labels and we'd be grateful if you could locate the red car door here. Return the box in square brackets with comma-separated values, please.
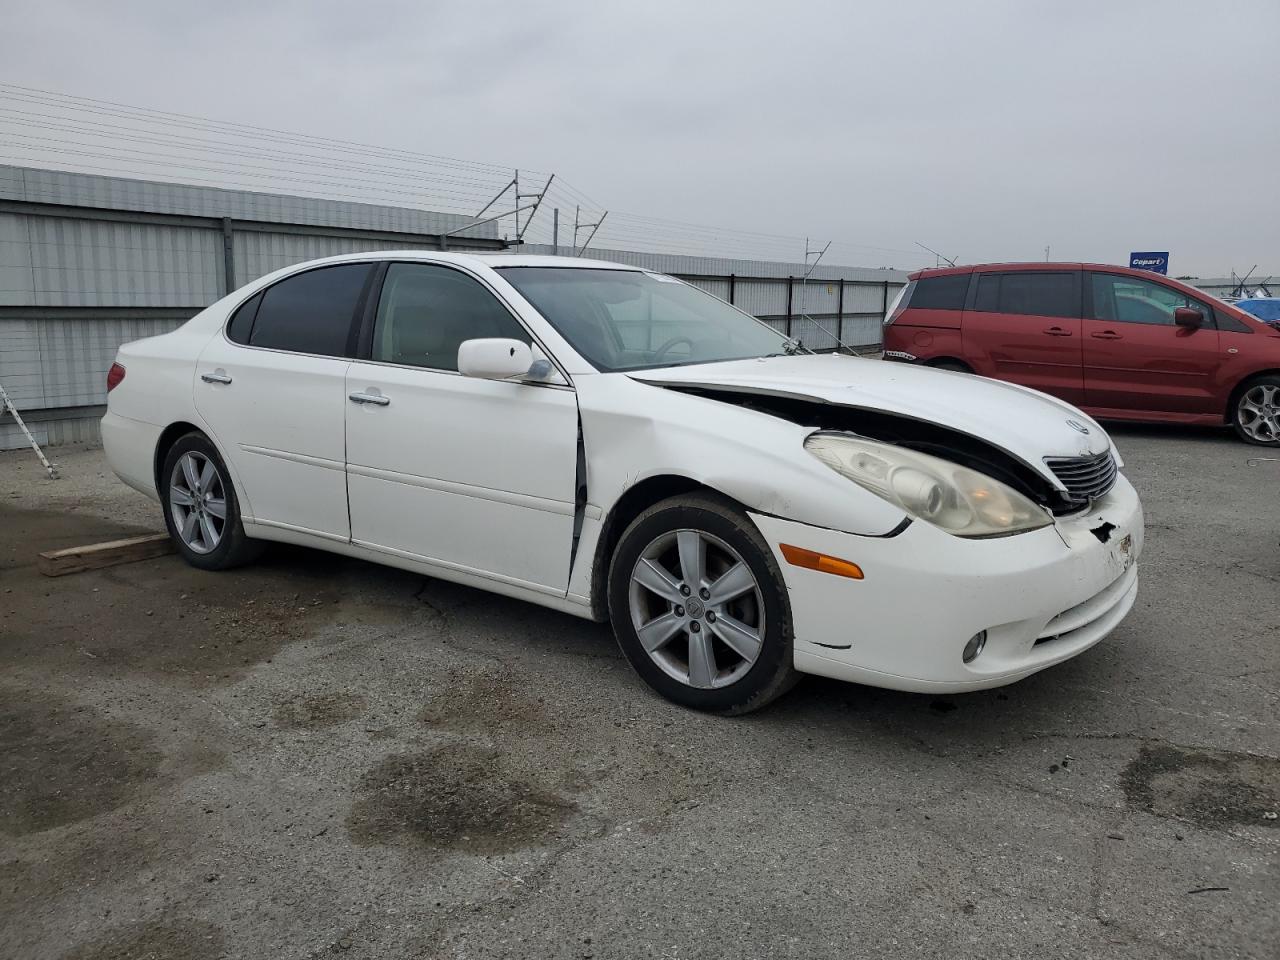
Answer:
[1082, 271, 1221, 415]
[961, 269, 1084, 404]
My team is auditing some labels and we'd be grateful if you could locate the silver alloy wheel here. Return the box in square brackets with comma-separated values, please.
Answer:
[628, 528, 766, 690]
[169, 451, 227, 554]
[1238, 384, 1280, 443]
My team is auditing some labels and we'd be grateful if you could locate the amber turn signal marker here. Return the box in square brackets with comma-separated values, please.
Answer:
[779, 544, 864, 580]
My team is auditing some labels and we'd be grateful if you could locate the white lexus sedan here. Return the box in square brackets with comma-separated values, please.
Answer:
[102, 252, 1143, 713]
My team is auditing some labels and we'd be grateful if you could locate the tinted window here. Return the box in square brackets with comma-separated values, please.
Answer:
[1089, 273, 1210, 327]
[227, 292, 261, 344]
[1216, 308, 1253, 333]
[910, 274, 969, 310]
[997, 272, 1079, 319]
[371, 263, 530, 371]
[973, 274, 1000, 312]
[250, 263, 372, 356]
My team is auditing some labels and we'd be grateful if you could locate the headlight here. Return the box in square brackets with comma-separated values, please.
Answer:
[804, 432, 1053, 538]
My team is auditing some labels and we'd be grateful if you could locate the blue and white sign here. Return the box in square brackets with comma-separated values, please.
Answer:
[1129, 252, 1169, 275]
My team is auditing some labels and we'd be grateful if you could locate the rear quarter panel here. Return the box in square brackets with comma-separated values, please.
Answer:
[885, 307, 964, 363]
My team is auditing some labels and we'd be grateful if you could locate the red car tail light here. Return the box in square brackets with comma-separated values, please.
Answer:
[106, 362, 126, 392]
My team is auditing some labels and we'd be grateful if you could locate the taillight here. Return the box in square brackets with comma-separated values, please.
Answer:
[106, 362, 126, 392]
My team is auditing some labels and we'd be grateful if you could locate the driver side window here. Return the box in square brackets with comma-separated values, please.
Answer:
[1090, 273, 1210, 327]
[371, 263, 530, 372]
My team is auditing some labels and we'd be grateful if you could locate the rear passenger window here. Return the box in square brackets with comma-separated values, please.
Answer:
[973, 274, 1000, 312]
[910, 274, 969, 310]
[249, 263, 373, 356]
[996, 272, 1079, 319]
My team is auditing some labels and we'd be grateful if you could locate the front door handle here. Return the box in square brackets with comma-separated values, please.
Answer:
[349, 391, 390, 406]
[1043, 326, 1072, 337]
[200, 371, 232, 384]
[1091, 331, 1123, 340]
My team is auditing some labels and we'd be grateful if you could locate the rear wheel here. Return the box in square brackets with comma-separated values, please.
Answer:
[161, 433, 263, 570]
[1232, 375, 1280, 446]
[607, 494, 798, 714]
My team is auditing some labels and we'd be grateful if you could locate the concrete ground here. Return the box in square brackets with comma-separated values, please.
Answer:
[1, 429, 1277, 960]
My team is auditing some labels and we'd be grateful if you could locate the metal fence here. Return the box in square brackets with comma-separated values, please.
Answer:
[0, 165, 909, 450]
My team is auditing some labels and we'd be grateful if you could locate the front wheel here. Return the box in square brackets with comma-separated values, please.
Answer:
[1232, 375, 1280, 446]
[607, 494, 798, 714]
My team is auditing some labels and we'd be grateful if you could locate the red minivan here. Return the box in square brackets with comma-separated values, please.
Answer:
[882, 263, 1280, 445]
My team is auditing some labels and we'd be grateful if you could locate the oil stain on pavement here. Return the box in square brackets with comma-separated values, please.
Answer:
[0, 687, 163, 836]
[1121, 743, 1280, 830]
[346, 743, 578, 854]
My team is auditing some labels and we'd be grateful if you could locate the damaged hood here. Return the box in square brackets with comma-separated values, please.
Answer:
[630, 354, 1112, 484]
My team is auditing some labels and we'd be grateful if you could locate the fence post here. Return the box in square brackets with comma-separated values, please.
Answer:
[880, 280, 891, 350]
[221, 218, 235, 294]
[785, 276, 793, 337]
[728, 273, 736, 305]
[837, 278, 845, 348]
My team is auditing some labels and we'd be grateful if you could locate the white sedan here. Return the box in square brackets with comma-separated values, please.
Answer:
[102, 252, 1143, 713]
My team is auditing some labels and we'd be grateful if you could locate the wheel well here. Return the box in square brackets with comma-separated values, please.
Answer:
[1226, 370, 1280, 424]
[153, 421, 203, 493]
[588, 474, 720, 620]
[925, 357, 973, 372]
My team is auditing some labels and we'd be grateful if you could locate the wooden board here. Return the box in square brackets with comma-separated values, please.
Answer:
[38, 533, 174, 577]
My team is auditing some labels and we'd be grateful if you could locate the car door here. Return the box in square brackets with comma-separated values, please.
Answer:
[195, 262, 374, 542]
[344, 261, 580, 594]
[1082, 271, 1221, 414]
[961, 270, 1085, 403]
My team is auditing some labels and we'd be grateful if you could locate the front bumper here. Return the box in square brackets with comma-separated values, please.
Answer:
[750, 474, 1144, 693]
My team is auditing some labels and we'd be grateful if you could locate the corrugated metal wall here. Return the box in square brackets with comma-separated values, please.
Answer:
[2, 166, 910, 451]
[0, 164, 503, 449]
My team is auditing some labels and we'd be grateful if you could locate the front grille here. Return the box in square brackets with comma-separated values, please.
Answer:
[1044, 450, 1118, 506]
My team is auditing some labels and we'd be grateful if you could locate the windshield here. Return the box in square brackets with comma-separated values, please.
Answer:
[496, 267, 796, 372]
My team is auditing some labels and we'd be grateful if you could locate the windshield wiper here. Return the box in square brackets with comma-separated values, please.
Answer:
[762, 338, 810, 358]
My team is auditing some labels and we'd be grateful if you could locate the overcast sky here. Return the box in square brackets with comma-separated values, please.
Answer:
[2, 0, 1276, 276]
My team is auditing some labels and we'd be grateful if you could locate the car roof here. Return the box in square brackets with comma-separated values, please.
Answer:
[264, 250, 645, 272]
[908, 262, 1201, 283]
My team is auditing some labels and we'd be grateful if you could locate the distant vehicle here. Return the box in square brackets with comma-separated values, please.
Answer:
[1235, 297, 1280, 329]
[883, 263, 1280, 446]
[102, 252, 1143, 713]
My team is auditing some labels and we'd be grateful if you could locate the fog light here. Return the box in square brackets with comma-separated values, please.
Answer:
[962, 630, 987, 664]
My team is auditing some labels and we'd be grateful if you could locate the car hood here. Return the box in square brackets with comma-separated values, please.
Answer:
[630, 354, 1112, 487]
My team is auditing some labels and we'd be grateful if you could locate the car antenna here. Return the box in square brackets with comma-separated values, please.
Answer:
[792, 239, 863, 357]
[913, 240, 957, 268]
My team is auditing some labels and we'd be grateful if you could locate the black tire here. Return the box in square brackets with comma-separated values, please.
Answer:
[927, 358, 972, 373]
[1231, 374, 1280, 446]
[160, 432, 263, 570]
[607, 493, 798, 714]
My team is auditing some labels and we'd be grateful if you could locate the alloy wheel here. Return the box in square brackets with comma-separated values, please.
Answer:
[628, 528, 766, 690]
[1238, 384, 1280, 443]
[169, 451, 227, 554]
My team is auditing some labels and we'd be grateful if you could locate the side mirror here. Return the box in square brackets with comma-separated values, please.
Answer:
[457, 338, 534, 380]
[1174, 307, 1204, 329]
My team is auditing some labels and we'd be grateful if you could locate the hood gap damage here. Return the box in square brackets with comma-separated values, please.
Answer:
[654, 383, 1083, 517]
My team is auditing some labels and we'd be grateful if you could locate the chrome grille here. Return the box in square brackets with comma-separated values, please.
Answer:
[1044, 451, 1118, 505]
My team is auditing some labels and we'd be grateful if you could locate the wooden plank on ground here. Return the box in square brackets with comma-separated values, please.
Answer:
[38, 533, 174, 577]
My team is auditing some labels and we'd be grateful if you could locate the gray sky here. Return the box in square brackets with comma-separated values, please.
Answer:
[2, 0, 1276, 275]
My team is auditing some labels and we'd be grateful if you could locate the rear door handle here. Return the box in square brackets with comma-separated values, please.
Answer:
[1091, 331, 1123, 340]
[1043, 327, 1072, 337]
[200, 371, 232, 384]
[349, 391, 390, 406]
